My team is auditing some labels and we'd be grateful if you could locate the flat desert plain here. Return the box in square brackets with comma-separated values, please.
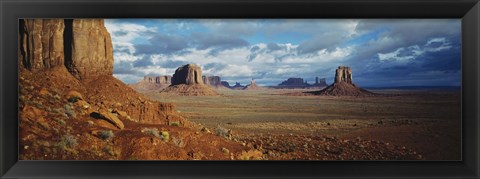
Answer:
[142, 88, 461, 160]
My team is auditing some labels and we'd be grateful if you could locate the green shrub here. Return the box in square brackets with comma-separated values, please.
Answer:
[170, 121, 181, 127]
[161, 131, 169, 142]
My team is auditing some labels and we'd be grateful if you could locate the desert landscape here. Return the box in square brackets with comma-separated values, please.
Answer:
[18, 19, 461, 160]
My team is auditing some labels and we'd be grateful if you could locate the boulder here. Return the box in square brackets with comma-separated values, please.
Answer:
[90, 111, 125, 130]
[66, 90, 84, 100]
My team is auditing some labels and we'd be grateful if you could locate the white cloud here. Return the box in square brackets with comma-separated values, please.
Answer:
[377, 37, 452, 63]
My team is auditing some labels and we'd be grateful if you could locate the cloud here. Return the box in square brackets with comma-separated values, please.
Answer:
[107, 19, 461, 87]
[132, 56, 154, 67]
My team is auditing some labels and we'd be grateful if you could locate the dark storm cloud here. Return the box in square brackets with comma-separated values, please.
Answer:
[296, 32, 344, 54]
[134, 34, 189, 55]
[191, 33, 249, 50]
[134, 32, 249, 56]
[132, 56, 154, 67]
[158, 60, 187, 69]
[203, 62, 228, 72]
[113, 61, 136, 75]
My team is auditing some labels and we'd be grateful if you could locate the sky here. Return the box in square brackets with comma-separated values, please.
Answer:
[105, 19, 461, 87]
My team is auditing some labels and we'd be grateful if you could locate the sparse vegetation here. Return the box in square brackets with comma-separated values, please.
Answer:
[216, 125, 231, 140]
[170, 121, 181, 127]
[161, 131, 170, 142]
[99, 130, 115, 140]
[171, 136, 184, 147]
[103, 145, 115, 156]
[53, 94, 61, 100]
[142, 128, 160, 138]
[64, 104, 76, 119]
[57, 134, 78, 150]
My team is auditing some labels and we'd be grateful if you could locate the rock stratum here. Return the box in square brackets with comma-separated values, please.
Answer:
[161, 64, 219, 96]
[18, 19, 255, 160]
[19, 19, 113, 79]
[129, 75, 172, 92]
[312, 66, 375, 96]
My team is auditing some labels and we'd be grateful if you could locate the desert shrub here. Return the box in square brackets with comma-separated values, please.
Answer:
[53, 94, 61, 100]
[57, 134, 78, 150]
[161, 131, 170, 142]
[54, 118, 66, 126]
[171, 136, 184, 147]
[170, 121, 180, 127]
[216, 125, 231, 139]
[142, 128, 160, 138]
[103, 145, 115, 156]
[67, 96, 81, 103]
[99, 130, 115, 140]
[64, 104, 76, 119]
[52, 108, 63, 114]
[32, 100, 44, 109]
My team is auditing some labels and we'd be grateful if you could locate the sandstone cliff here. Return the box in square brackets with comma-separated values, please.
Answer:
[171, 64, 203, 85]
[19, 19, 180, 125]
[69, 19, 114, 79]
[129, 75, 172, 92]
[19, 19, 65, 71]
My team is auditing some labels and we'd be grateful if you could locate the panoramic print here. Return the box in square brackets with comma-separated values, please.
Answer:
[19, 19, 461, 160]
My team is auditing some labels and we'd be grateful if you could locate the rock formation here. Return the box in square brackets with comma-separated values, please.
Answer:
[312, 77, 328, 87]
[171, 64, 203, 85]
[231, 82, 245, 90]
[144, 75, 172, 84]
[18, 19, 181, 126]
[19, 19, 65, 71]
[161, 64, 219, 96]
[335, 66, 353, 84]
[19, 19, 113, 80]
[312, 66, 374, 96]
[243, 79, 264, 90]
[279, 78, 306, 86]
[221, 81, 231, 88]
[129, 75, 172, 92]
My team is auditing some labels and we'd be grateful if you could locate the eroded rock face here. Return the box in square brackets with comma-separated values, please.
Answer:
[68, 19, 114, 79]
[335, 66, 353, 84]
[313, 77, 328, 87]
[19, 19, 65, 71]
[171, 64, 203, 85]
[144, 76, 172, 84]
[19, 19, 114, 80]
[278, 78, 306, 86]
[203, 76, 221, 86]
[221, 81, 231, 88]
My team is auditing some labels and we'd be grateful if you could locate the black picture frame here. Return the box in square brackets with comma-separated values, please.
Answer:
[1, 0, 479, 178]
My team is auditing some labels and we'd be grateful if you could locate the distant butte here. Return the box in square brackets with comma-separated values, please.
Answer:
[311, 66, 375, 96]
[160, 64, 219, 96]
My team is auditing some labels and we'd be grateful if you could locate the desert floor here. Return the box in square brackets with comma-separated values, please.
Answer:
[146, 88, 461, 160]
